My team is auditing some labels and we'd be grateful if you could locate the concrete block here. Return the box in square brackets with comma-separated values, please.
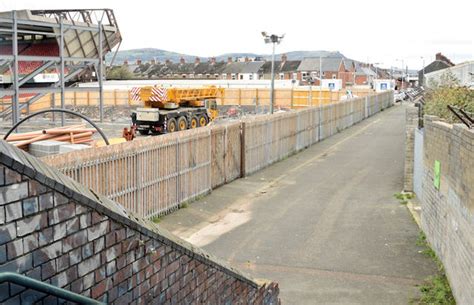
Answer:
[59, 144, 90, 154]
[29, 140, 65, 157]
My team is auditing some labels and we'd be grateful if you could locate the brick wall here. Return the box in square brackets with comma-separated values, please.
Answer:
[0, 143, 280, 304]
[420, 116, 474, 305]
[404, 106, 418, 191]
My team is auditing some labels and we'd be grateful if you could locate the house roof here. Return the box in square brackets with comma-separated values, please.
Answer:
[343, 59, 355, 71]
[419, 60, 452, 74]
[220, 61, 265, 74]
[297, 57, 343, 72]
[193, 62, 227, 74]
[360, 67, 377, 77]
[146, 61, 227, 77]
[260, 60, 301, 74]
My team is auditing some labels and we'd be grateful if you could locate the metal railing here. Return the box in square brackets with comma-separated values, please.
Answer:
[0, 272, 104, 304]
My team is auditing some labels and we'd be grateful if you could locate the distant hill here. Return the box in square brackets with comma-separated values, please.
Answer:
[106, 48, 200, 64]
[106, 48, 346, 65]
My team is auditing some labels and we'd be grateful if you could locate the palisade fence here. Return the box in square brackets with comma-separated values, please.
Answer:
[42, 91, 393, 218]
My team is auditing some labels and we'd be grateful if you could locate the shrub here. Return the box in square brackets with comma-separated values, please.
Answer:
[424, 72, 474, 124]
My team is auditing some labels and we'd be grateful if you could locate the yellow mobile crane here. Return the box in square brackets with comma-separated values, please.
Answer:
[130, 86, 222, 135]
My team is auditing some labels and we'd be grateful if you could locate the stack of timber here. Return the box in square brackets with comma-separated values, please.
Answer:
[4, 124, 97, 149]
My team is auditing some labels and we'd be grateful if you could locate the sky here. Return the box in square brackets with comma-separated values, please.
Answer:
[1, 0, 473, 70]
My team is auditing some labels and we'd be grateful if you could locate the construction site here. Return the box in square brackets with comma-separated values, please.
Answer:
[0, 6, 471, 305]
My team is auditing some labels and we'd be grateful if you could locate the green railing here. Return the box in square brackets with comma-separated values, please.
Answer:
[0, 272, 105, 305]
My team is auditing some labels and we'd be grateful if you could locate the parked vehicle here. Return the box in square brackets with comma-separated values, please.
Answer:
[130, 86, 222, 135]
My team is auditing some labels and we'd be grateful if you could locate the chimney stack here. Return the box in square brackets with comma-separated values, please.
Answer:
[180, 57, 185, 64]
[123, 60, 128, 65]
[136, 59, 142, 65]
[281, 54, 287, 62]
[150, 59, 156, 65]
[227, 57, 233, 64]
[245, 56, 249, 62]
[210, 57, 216, 65]
[195, 57, 201, 65]
[165, 59, 171, 65]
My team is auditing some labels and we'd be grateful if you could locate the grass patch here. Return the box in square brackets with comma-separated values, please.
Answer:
[394, 192, 414, 205]
[411, 232, 455, 305]
[151, 215, 162, 223]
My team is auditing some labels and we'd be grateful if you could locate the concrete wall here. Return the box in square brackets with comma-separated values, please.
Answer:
[424, 61, 474, 88]
[413, 128, 424, 202]
[403, 106, 418, 191]
[0, 144, 280, 304]
[418, 116, 474, 305]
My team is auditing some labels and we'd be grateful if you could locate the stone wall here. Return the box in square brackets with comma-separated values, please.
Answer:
[0, 142, 280, 304]
[420, 116, 473, 305]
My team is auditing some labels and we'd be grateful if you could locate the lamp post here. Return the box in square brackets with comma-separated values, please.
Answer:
[420, 56, 425, 87]
[396, 59, 404, 90]
[262, 31, 284, 114]
[372, 62, 382, 79]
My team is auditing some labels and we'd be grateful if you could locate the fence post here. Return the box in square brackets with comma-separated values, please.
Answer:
[222, 125, 228, 184]
[290, 88, 294, 109]
[350, 98, 354, 126]
[256, 88, 259, 111]
[240, 121, 246, 177]
[365, 96, 368, 118]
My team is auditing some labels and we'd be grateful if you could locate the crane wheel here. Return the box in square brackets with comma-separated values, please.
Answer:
[198, 114, 208, 127]
[178, 117, 188, 131]
[190, 116, 199, 129]
[167, 118, 177, 133]
[138, 129, 149, 136]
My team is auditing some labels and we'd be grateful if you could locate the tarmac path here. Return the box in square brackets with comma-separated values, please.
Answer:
[160, 104, 437, 304]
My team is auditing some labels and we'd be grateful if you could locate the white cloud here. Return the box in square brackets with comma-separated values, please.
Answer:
[1, 0, 473, 69]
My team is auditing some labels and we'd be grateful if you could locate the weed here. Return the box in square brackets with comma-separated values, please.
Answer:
[394, 192, 414, 205]
[411, 231, 455, 305]
[151, 215, 162, 223]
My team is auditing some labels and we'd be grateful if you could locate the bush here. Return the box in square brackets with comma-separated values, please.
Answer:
[106, 66, 133, 80]
[424, 72, 474, 124]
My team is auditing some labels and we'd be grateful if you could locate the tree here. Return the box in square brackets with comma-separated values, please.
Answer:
[106, 66, 133, 80]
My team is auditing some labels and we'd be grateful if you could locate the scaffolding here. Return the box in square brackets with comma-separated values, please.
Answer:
[0, 9, 122, 125]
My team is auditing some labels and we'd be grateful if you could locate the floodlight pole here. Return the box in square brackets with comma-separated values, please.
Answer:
[60, 16, 65, 126]
[270, 40, 276, 114]
[262, 32, 283, 114]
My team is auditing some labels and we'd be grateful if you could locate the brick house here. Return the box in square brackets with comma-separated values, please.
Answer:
[297, 57, 345, 86]
[219, 59, 265, 81]
[418, 53, 455, 86]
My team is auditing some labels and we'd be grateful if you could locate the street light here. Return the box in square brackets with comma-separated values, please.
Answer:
[396, 58, 405, 90]
[420, 56, 425, 87]
[262, 31, 284, 114]
[372, 62, 382, 79]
